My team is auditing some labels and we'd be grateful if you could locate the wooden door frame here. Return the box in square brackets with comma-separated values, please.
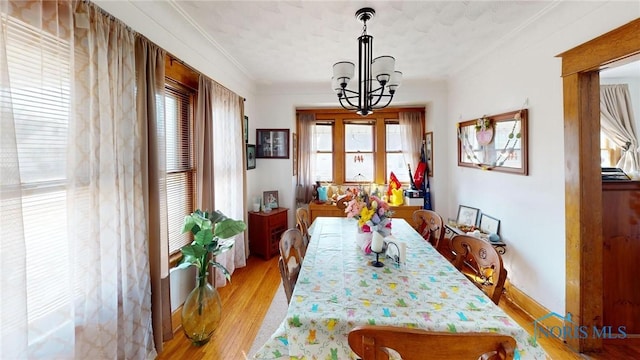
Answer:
[557, 18, 640, 352]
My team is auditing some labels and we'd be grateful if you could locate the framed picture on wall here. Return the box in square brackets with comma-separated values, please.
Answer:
[246, 144, 256, 170]
[425, 131, 434, 177]
[292, 132, 298, 176]
[243, 115, 249, 143]
[256, 129, 289, 159]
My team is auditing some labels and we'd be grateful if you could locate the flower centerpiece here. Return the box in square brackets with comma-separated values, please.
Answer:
[345, 188, 393, 254]
[177, 209, 246, 346]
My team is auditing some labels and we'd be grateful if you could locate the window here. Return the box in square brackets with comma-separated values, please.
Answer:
[299, 108, 424, 185]
[600, 130, 621, 167]
[385, 123, 410, 182]
[345, 123, 374, 182]
[3, 14, 77, 345]
[314, 123, 333, 182]
[165, 81, 195, 255]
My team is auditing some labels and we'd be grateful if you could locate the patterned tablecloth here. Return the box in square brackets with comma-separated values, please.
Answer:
[254, 217, 547, 359]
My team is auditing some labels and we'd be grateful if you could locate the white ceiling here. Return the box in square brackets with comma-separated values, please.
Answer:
[601, 60, 640, 79]
[120, 0, 568, 85]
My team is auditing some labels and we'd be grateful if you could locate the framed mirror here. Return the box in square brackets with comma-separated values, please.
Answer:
[457, 109, 528, 175]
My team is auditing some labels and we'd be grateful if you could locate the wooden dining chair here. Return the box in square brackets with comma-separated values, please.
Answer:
[278, 228, 306, 304]
[450, 234, 508, 305]
[295, 207, 311, 248]
[348, 325, 516, 360]
[412, 209, 445, 249]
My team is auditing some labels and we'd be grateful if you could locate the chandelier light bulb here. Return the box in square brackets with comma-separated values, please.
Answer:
[331, 77, 342, 95]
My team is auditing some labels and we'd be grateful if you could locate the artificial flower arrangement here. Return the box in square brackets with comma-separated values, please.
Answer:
[344, 187, 393, 254]
[475, 115, 492, 131]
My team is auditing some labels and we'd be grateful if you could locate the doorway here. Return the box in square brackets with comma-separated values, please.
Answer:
[559, 18, 640, 353]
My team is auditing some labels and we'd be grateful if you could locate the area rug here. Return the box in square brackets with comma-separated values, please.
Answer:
[247, 282, 288, 358]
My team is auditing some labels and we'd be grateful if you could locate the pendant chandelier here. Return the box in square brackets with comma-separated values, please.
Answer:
[332, 7, 402, 116]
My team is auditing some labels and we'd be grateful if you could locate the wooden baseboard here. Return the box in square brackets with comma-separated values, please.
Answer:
[172, 305, 183, 335]
[503, 280, 564, 339]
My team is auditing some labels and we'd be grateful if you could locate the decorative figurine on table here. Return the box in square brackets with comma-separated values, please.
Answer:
[312, 181, 325, 204]
[386, 172, 404, 206]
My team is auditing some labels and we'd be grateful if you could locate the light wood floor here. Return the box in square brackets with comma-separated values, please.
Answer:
[157, 255, 640, 360]
[157, 256, 282, 360]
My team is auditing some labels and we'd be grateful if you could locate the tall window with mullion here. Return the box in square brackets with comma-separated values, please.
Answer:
[3, 12, 81, 349]
[345, 123, 374, 182]
[165, 82, 195, 255]
[385, 123, 410, 182]
[313, 123, 333, 182]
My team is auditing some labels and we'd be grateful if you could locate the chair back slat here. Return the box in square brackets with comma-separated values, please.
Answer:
[295, 207, 311, 250]
[451, 234, 507, 305]
[412, 209, 445, 249]
[278, 228, 306, 303]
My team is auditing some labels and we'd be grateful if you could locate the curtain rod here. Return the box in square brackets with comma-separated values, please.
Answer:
[79, 1, 134, 33]
[87, 0, 246, 102]
[166, 53, 245, 101]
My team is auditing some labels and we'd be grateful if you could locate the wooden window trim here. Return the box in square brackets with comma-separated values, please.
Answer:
[164, 54, 199, 268]
[298, 107, 425, 185]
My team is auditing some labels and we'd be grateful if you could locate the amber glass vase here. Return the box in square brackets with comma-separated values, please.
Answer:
[181, 273, 222, 346]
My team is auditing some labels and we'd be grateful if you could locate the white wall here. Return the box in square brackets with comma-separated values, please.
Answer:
[250, 80, 449, 227]
[446, 2, 639, 314]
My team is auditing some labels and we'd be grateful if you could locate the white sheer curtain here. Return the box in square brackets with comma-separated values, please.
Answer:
[1, 1, 155, 358]
[211, 82, 246, 286]
[399, 111, 423, 173]
[296, 112, 317, 204]
[600, 84, 639, 175]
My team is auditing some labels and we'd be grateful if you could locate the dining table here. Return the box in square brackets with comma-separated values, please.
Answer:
[253, 217, 548, 359]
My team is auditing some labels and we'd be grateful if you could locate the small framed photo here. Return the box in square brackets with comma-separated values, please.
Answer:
[263, 190, 279, 210]
[479, 213, 500, 234]
[456, 205, 480, 227]
[425, 132, 433, 177]
[256, 129, 289, 159]
[292, 132, 298, 176]
[243, 116, 249, 143]
[246, 144, 256, 170]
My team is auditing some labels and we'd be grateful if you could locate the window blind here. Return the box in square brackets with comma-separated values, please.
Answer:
[165, 83, 195, 254]
[3, 16, 75, 335]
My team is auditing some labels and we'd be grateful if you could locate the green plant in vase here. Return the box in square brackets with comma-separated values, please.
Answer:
[177, 209, 246, 346]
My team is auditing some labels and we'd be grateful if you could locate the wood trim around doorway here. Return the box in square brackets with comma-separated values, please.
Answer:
[557, 18, 640, 353]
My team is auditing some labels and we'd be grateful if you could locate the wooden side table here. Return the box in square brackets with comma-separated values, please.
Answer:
[248, 207, 288, 259]
[308, 202, 421, 225]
